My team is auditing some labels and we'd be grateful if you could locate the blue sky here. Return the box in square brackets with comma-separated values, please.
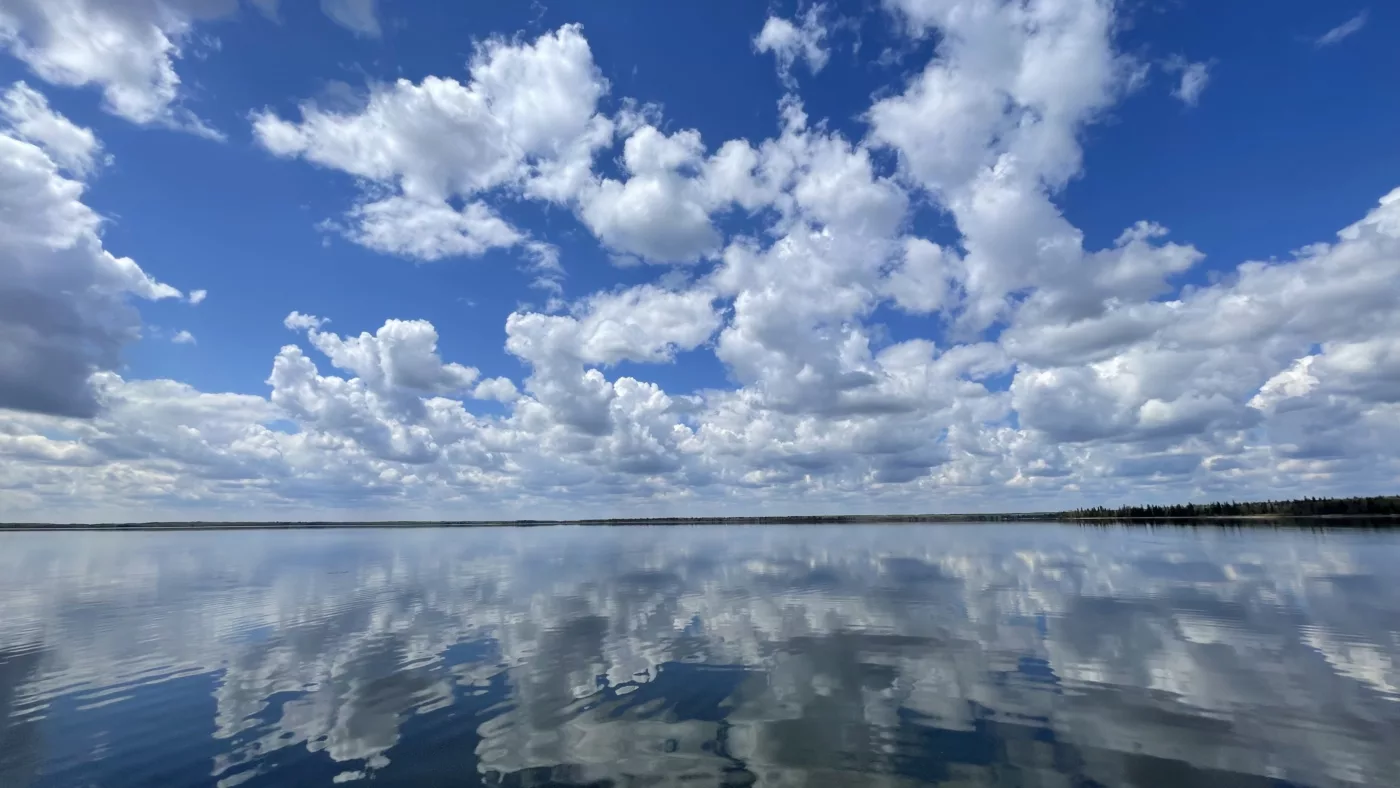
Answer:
[0, 0, 1397, 521]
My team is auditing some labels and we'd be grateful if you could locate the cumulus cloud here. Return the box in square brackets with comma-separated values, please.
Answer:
[1316, 10, 1369, 48]
[0, 0, 402, 135]
[0, 0, 233, 134]
[1007, 186, 1400, 480]
[0, 81, 104, 174]
[472, 376, 520, 404]
[507, 285, 721, 368]
[284, 311, 327, 331]
[869, 0, 1141, 330]
[754, 4, 830, 87]
[576, 127, 722, 263]
[252, 24, 609, 264]
[286, 315, 479, 396]
[4, 3, 1400, 519]
[267, 319, 484, 465]
[172, 329, 197, 345]
[187, 289, 208, 305]
[342, 196, 523, 261]
[250, 25, 796, 267]
[0, 83, 183, 418]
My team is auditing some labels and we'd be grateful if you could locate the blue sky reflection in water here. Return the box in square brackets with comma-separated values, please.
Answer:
[1, 524, 1398, 786]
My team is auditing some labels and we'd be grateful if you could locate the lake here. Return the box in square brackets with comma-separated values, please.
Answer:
[0, 523, 1397, 787]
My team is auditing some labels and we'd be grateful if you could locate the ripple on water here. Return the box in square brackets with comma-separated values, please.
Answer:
[0, 524, 1398, 786]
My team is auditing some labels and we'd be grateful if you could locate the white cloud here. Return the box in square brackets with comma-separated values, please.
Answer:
[172, 329, 196, 344]
[1316, 10, 1369, 48]
[252, 25, 608, 200]
[754, 4, 830, 87]
[284, 311, 327, 331]
[472, 376, 520, 404]
[881, 237, 955, 315]
[504, 286, 720, 400]
[187, 288, 208, 305]
[869, 0, 1151, 331]
[252, 24, 608, 265]
[1008, 186, 1400, 463]
[320, 0, 380, 37]
[0, 81, 103, 174]
[576, 127, 722, 263]
[1164, 56, 1211, 107]
[500, 285, 721, 437]
[5, 5, 1400, 518]
[0, 84, 183, 418]
[342, 196, 523, 261]
[287, 316, 479, 396]
[0, 0, 231, 134]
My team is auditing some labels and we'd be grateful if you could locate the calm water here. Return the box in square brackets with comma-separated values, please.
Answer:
[0, 525, 1398, 787]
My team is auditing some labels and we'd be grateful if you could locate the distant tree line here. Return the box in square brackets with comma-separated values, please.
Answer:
[9, 494, 1397, 531]
[1059, 495, 1400, 520]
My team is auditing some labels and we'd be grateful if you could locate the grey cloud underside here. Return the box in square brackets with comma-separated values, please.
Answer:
[0, 288, 126, 418]
[2, 0, 1399, 517]
[0, 87, 182, 420]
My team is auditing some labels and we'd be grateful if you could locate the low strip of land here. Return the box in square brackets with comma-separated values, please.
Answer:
[2, 495, 1396, 530]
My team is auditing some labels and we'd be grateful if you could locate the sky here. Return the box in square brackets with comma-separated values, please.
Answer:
[0, 0, 1396, 523]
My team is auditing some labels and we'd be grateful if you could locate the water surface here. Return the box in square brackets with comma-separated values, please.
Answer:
[0, 523, 1397, 786]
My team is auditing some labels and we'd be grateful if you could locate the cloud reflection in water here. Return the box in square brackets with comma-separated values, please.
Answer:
[0, 524, 1397, 786]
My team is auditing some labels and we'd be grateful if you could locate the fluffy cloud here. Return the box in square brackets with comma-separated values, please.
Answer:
[253, 24, 609, 262]
[4, 2, 1399, 520]
[754, 4, 830, 87]
[0, 83, 184, 418]
[576, 127, 723, 263]
[0, 0, 233, 133]
[1008, 187, 1400, 493]
[504, 284, 721, 436]
[0, 0, 402, 134]
[342, 196, 523, 261]
[506, 285, 721, 368]
[0, 81, 103, 174]
[870, 0, 1138, 329]
[291, 315, 479, 396]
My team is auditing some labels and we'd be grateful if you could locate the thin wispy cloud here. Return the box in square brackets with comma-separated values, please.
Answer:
[1316, 10, 1369, 48]
[1163, 56, 1211, 107]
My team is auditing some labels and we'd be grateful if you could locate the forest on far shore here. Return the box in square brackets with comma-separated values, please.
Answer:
[1059, 495, 1400, 520]
[6, 495, 1399, 530]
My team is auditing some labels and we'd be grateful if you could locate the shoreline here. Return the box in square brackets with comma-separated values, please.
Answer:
[2, 513, 1398, 532]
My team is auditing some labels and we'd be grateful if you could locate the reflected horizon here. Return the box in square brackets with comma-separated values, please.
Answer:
[1, 523, 1398, 786]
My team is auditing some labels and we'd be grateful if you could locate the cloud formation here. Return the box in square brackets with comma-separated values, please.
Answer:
[252, 24, 609, 264]
[0, 0, 230, 134]
[754, 4, 830, 87]
[1, 2, 1398, 520]
[0, 0, 413, 133]
[0, 82, 184, 419]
